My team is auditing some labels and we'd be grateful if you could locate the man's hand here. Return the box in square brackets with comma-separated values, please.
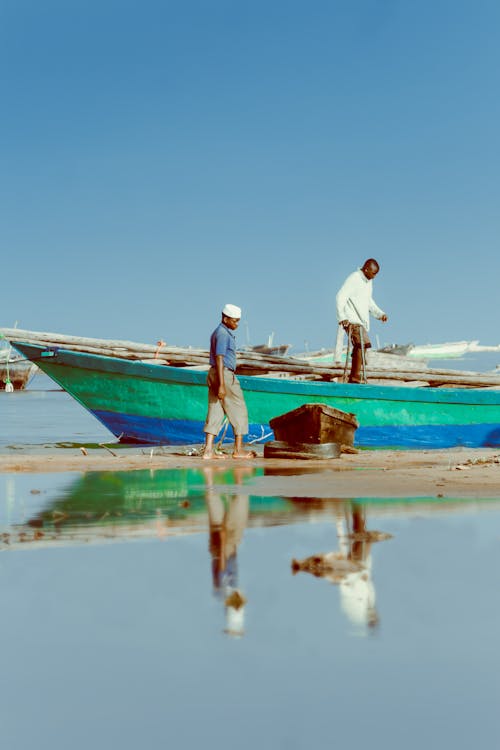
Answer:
[340, 320, 350, 331]
[380, 315, 388, 323]
[218, 385, 226, 400]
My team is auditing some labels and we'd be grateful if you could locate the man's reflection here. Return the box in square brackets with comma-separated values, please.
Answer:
[203, 466, 251, 637]
[292, 501, 392, 634]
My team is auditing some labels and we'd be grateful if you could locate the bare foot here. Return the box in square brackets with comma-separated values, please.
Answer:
[232, 450, 257, 459]
[202, 450, 228, 460]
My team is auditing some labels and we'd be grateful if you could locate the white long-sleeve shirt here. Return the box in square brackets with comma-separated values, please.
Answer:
[336, 268, 385, 331]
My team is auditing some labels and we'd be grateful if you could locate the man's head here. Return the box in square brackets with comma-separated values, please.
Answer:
[222, 303, 241, 330]
[361, 259, 380, 280]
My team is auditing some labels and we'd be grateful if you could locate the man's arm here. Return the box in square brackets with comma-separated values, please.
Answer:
[215, 355, 226, 400]
[213, 326, 230, 400]
[369, 299, 388, 322]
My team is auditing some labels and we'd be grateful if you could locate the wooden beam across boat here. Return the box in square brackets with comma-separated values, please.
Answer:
[1, 327, 500, 389]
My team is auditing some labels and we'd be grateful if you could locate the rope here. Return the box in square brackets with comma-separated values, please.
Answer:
[154, 340, 166, 359]
[216, 417, 230, 451]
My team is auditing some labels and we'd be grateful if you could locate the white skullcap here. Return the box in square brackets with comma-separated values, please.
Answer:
[224, 603, 245, 637]
[222, 304, 241, 319]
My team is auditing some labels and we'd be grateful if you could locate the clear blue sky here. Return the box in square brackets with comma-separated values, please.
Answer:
[1, 0, 499, 351]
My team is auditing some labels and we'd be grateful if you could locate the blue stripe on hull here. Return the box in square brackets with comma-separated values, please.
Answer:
[93, 409, 500, 449]
[357, 423, 500, 449]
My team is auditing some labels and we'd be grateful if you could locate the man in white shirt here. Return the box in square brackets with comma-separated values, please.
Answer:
[336, 258, 388, 383]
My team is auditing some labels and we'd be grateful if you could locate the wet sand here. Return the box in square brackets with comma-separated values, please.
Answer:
[0, 447, 498, 498]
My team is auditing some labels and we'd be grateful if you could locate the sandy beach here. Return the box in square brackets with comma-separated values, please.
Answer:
[1, 447, 498, 498]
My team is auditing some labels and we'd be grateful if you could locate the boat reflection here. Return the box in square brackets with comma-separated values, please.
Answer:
[0, 467, 322, 549]
[291, 500, 392, 634]
[4, 468, 498, 551]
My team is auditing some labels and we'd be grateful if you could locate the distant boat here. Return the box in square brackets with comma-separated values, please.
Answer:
[407, 340, 479, 359]
[377, 343, 414, 356]
[295, 347, 428, 371]
[468, 342, 500, 353]
[243, 343, 291, 357]
[243, 332, 291, 357]
[0, 347, 38, 390]
[375, 339, 500, 360]
[6, 330, 500, 449]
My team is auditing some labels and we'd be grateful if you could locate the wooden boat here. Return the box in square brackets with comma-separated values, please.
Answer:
[263, 403, 357, 459]
[270, 403, 358, 446]
[0, 348, 38, 390]
[4, 328, 500, 449]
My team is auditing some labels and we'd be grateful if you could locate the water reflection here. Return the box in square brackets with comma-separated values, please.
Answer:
[292, 501, 392, 634]
[3, 469, 498, 550]
[2, 468, 500, 641]
[0, 467, 305, 548]
[204, 466, 251, 637]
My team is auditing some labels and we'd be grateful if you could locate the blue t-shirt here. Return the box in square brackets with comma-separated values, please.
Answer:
[210, 323, 237, 371]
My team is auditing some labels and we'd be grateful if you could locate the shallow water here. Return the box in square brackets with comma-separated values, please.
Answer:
[1, 376, 499, 749]
[1, 465, 500, 749]
[0, 381, 114, 449]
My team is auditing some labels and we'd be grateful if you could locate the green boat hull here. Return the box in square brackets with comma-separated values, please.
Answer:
[11, 342, 500, 448]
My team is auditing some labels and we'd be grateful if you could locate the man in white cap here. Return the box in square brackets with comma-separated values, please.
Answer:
[203, 304, 256, 459]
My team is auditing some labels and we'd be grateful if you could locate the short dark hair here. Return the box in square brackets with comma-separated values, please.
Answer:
[363, 258, 380, 271]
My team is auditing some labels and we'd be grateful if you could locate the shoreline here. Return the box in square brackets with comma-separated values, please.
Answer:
[0, 447, 498, 498]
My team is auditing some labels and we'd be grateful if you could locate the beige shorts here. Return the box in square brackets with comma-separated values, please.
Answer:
[204, 367, 249, 436]
[206, 493, 249, 558]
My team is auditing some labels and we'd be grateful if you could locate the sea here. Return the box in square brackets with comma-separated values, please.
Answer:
[0, 356, 499, 750]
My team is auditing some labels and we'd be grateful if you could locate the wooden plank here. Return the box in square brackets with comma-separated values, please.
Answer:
[2, 327, 500, 388]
